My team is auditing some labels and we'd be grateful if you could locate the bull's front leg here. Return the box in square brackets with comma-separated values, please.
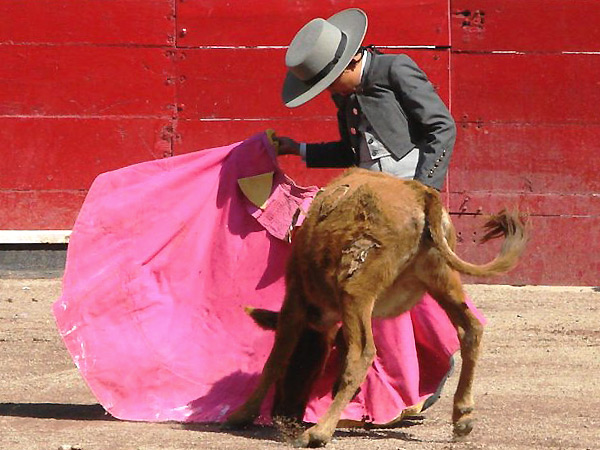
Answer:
[224, 294, 306, 428]
[272, 325, 337, 421]
[295, 296, 376, 447]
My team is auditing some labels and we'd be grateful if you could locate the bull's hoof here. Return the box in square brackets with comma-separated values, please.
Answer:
[453, 417, 474, 437]
[293, 426, 333, 448]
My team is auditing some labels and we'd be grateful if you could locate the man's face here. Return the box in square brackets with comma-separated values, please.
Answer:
[327, 71, 358, 96]
[326, 54, 363, 96]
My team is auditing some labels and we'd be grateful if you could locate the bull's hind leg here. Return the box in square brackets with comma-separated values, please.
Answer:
[224, 292, 306, 428]
[295, 294, 376, 447]
[425, 269, 484, 437]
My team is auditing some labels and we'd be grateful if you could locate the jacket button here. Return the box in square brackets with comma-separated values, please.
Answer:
[352, 108, 359, 115]
[350, 127, 357, 135]
[367, 138, 374, 144]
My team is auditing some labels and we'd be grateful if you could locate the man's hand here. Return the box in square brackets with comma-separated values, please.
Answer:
[275, 136, 301, 156]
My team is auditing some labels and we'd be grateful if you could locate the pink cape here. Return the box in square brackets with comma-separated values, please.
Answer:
[53, 132, 484, 425]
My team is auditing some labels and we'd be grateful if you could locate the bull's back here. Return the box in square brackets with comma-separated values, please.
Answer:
[291, 169, 429, 294]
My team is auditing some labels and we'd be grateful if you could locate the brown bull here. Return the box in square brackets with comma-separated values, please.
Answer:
[225, 168, 528, 447]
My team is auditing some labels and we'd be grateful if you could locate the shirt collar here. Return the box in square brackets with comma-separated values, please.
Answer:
[358, 50, 371, 93]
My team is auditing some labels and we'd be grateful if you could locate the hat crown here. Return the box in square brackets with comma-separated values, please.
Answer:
[285, 18, 344, 82]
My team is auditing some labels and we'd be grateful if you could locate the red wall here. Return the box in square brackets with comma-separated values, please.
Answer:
[448, 0, 600, 285]
[1, 1, 599, 285]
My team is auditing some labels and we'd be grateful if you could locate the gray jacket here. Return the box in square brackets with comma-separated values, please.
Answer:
[306, 52, 456, 190]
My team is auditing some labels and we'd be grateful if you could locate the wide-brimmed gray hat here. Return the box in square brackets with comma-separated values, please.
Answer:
[282, 8, 368, 108]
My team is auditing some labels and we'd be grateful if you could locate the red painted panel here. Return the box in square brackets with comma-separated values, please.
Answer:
[449, 123, 600, 195]
[175, 119, 332, 153]
[0, 46, 175, 117]
[451, 52, 600, 124]
[451, 0, 600, 52]
[0, 118, 173, 190]
[177, 49, 450, 119]
[176, 48, 306, 121]
[0, 0, 592, 287]
[178, 0, 449, 47]
[452, 214, 600, 286]
[448, 192, 600, 218]
[0, 0, 175, 46]
[0, 191, 86, 230]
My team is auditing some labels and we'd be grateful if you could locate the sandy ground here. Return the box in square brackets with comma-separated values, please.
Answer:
[1, 278, 598, 450]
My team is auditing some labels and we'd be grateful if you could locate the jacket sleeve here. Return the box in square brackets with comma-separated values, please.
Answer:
[305, 141, 356, 167]
[305, 97, 356, 168]
[389, 55, 456, 190]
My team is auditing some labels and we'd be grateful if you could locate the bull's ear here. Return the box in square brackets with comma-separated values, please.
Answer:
[237, 172, 274, 209]
[244, 306, 279, 331]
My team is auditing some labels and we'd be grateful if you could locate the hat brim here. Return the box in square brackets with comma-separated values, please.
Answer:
[282, 8, 368, 108]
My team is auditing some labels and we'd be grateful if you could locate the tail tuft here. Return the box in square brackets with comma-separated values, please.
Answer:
[480, 209, 527, 244]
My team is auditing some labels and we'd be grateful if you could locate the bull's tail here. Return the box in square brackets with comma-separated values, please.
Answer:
[424, 191, 528, 277]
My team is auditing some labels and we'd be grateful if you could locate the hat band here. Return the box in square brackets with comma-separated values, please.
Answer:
[305, 32, 348, 86]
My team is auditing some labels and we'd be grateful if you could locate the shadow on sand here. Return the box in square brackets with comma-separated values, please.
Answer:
[0, 403, 114, 421]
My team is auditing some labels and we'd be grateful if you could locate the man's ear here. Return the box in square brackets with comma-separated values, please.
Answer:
[346, 53, 363, 71]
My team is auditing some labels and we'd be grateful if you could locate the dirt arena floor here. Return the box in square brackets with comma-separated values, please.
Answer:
[1, 278, 598, 450]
